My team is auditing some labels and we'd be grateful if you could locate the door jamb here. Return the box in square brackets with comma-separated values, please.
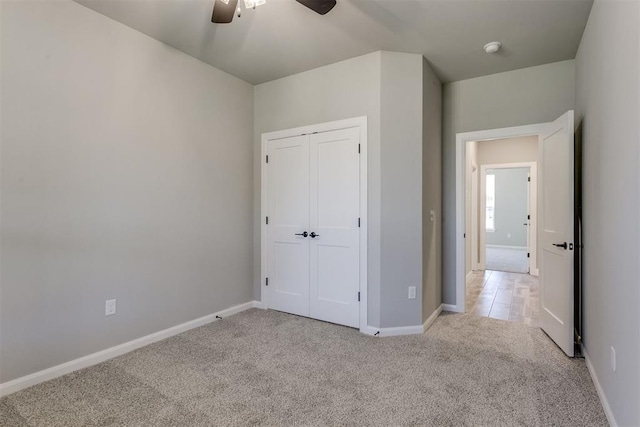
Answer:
[454, 123, 548, 313]
[260, 116, 368, 332]
[471, 163, 480, 270]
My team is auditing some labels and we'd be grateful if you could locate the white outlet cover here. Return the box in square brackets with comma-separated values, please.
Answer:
[611, 347, 616, 372]
[408, 286, 417, 299]
[105, 299, 117, 316]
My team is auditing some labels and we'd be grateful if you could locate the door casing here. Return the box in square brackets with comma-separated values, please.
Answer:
[453, 122, 549, 313]
[260, 116, 368, 333]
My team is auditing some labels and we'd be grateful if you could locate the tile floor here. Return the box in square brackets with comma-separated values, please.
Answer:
[466, 270, 540, 326]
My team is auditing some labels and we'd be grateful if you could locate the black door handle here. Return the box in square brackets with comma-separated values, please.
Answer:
[553, 242, 568, 250]
[295, 231, 308, 237]
[310, 232, 320, 238]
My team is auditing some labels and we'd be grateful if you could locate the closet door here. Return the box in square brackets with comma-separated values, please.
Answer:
[266, 135, 310, 317]
[309, 128, 360, 328]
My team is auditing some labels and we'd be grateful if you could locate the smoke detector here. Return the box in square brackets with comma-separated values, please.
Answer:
[483, 41, 502, 54]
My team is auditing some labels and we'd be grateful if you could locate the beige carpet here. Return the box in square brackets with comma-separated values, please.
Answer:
[1, 309, 606, 426]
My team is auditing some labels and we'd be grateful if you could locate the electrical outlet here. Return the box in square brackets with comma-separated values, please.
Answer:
[408, 286, 416, 299]
[611, 347, 616, 373]
[105, 299, 117, 316]
[429, 210, 435, 222]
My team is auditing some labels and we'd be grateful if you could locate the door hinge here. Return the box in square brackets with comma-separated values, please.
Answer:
[464, 233, 466, 238]
[528, 214, 530, 220]
[265, 277, 269, 286]
[358, 217, 361, 227]
[358, 144, 361, 154]
[266, 216, 269, 225]
[358, 291, 360, 302]
[528, 176, 531, 182]
[266, 155, 269, 163]
[527, 253, 530, 258]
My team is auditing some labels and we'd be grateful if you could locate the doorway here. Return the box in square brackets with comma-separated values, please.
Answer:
[480, 163, 537, 275]
[464, 138, 539, 325]
[455, 112, 577, 357]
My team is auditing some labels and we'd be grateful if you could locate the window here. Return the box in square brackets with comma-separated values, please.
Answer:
[486, 174, 495, 232]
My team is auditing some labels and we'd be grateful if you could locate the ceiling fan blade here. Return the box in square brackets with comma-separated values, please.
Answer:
[295, 0, 337, 15]
[211, 0, 238, 23]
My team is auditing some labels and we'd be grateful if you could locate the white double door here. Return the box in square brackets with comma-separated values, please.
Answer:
[266, 127, 361, 328]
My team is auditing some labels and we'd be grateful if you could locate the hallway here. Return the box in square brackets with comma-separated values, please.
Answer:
[466, 270, 539, 326]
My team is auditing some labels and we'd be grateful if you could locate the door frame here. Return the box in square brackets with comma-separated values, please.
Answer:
[260, 116, 368, 332]
[478, 162, 538, 275]
[453, 123, 548, 313]
[471, 163, 480, 270]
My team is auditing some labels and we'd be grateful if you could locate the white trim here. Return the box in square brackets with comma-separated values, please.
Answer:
[252, 300, 266, 310]
[486, 244, 528, 250]
[471, 163, 480, 270]
[584, 348, 617, 427]
[455, 123, 548, 312]
[442, 303, 462, 313]
[422, 304, 443, 332]
[360, 324, 422, 337]
[0, 300, 260, 398]
[260, 116, 368, 333]
[358, 305, 443, 337]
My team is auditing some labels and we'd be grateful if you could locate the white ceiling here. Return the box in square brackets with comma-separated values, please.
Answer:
[75, 0, 593, 85]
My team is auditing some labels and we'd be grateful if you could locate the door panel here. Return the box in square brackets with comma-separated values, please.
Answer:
[309, 128, 360, 328]
[540, 110, 574, 356]
[267, 136, 310, 317]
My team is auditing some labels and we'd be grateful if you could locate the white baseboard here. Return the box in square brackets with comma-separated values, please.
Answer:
[583, 348, 617, 427]
[379, 324, 424, 337]
[360, 304, 444, 338]
[422, 304, 443, 332]
[0, 300, 260, 398]
[442, 303, 461, 313]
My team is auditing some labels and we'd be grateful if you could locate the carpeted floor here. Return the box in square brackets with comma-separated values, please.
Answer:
[1, 309, 607, 426]
[486, 246, 529, 273]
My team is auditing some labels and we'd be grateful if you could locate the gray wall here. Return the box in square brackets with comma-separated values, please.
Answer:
[485, 168, 529, 247]
[254, 51, 435, 328]
[1, 1, 254, 383]
[379, 52, 424, 327]
[575, 0, 640, 424]
[422, 58, 443, 323]
[442, 60, 575, 304]
[253, 52, 384, 326]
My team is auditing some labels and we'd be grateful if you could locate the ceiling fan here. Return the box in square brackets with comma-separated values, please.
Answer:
[211, 0, 337, 24]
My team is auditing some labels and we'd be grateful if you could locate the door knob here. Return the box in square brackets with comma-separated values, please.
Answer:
[310, 232, 320, 238]
[295, 231, 308, 237]
[553, 242, 568, 250]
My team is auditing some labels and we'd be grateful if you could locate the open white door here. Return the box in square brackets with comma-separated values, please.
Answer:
[539, 110, 575, 357]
